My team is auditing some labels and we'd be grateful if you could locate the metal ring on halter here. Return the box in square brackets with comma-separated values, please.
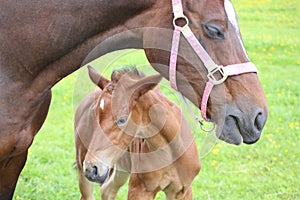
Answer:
[172, 15, 189, 29]
[199, 121, 215, 133]
[179, 93, 215, 133]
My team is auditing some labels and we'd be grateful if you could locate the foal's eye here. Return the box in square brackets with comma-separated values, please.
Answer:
[116, 116, 128, 127]
[203, 23, 225, 39]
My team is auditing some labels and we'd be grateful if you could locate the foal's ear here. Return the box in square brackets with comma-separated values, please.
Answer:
[87, 65, 110, 89]
[131, 74, 162, 101]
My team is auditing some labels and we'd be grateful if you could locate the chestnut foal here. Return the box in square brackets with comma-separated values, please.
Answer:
[75, 66, 200, 200]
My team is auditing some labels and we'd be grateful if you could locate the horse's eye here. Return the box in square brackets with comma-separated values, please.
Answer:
[116, 116, 128, 127]
[203, 23, 225, 39]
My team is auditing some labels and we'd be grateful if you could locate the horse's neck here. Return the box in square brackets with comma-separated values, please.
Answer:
[1, 0, 156, 94]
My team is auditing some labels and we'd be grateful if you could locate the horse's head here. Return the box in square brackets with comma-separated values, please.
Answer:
[81, 66, 162, 183]
[143, 0, 268, 145]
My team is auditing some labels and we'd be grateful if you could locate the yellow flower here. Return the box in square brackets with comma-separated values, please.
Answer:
[211, 160, 217, 167]
[289, 123, 294, 130]
[284, 149, 289, 153]
[273, 157, 278, 161]
[211, 149, 219, 155]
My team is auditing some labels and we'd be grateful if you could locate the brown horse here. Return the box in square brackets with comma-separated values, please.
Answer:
[0, 0, 267, 198]
[75, 66, 200, 200]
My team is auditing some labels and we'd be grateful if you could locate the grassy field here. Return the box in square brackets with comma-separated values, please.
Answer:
[14, 0, 300, 199]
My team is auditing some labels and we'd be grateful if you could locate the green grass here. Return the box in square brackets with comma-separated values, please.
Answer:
[14, 0, 300, 199]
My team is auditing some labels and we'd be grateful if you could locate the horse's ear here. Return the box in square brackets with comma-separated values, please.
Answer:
[130, 74, 162, 104]
[87, 65, 110, 89]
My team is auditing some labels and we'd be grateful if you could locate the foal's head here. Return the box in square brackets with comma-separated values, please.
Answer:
[82, 66, 162, 183]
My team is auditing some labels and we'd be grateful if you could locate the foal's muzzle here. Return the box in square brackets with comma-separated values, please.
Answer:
[83, 160, 110, 184]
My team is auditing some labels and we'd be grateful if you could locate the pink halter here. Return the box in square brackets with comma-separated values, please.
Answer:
[169, 0, 258, 122]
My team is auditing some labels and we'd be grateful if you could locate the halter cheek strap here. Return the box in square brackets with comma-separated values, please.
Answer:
[169, 0, 258, 122]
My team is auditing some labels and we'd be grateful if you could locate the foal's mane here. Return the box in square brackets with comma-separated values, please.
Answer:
[111, 66, 145, 82]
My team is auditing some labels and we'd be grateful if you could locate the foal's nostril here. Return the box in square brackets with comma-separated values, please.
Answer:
[254, 111, 265, 131]
[84, 164, 98, 180]
[92, 165, 98, 176]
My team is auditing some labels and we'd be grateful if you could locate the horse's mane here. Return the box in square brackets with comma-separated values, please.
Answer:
[111, 66, 145, 82]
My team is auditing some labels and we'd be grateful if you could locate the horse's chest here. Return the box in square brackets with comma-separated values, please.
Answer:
[0, 91, 51, 160]
[0, 129, 34, 161]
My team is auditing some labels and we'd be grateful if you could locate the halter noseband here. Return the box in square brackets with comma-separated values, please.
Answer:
[169, 0, 258, 123]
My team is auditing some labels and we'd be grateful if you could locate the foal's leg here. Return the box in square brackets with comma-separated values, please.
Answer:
[183, 187, 193, 200]
[100, 167, 129, 200]
[165, 186, 193, 200]
[78, 170, 95, 200]
[180, 187, 193, 200]
[0, 151, 28, 200]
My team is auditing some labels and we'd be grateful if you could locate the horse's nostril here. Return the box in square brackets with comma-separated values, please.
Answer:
[254, 111, 265, 131]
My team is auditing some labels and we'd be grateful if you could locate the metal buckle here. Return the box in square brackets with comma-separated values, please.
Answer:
[207, 65, 228, 85]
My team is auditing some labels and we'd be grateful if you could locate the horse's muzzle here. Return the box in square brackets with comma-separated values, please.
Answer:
[219, 105, 268, 145]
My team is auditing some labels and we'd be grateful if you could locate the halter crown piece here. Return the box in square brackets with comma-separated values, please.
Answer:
[169, 0, 258, 123]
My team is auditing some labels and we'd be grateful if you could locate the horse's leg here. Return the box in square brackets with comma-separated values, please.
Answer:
[100, 167, 129, 200]
[127, 174, 157, 200]
[0, 151, 28, 200]
[77, 170, 95, 200]
[0, 91, 51, 200]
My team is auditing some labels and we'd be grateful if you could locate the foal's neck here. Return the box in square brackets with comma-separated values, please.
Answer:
[138, 94, 184, 152]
